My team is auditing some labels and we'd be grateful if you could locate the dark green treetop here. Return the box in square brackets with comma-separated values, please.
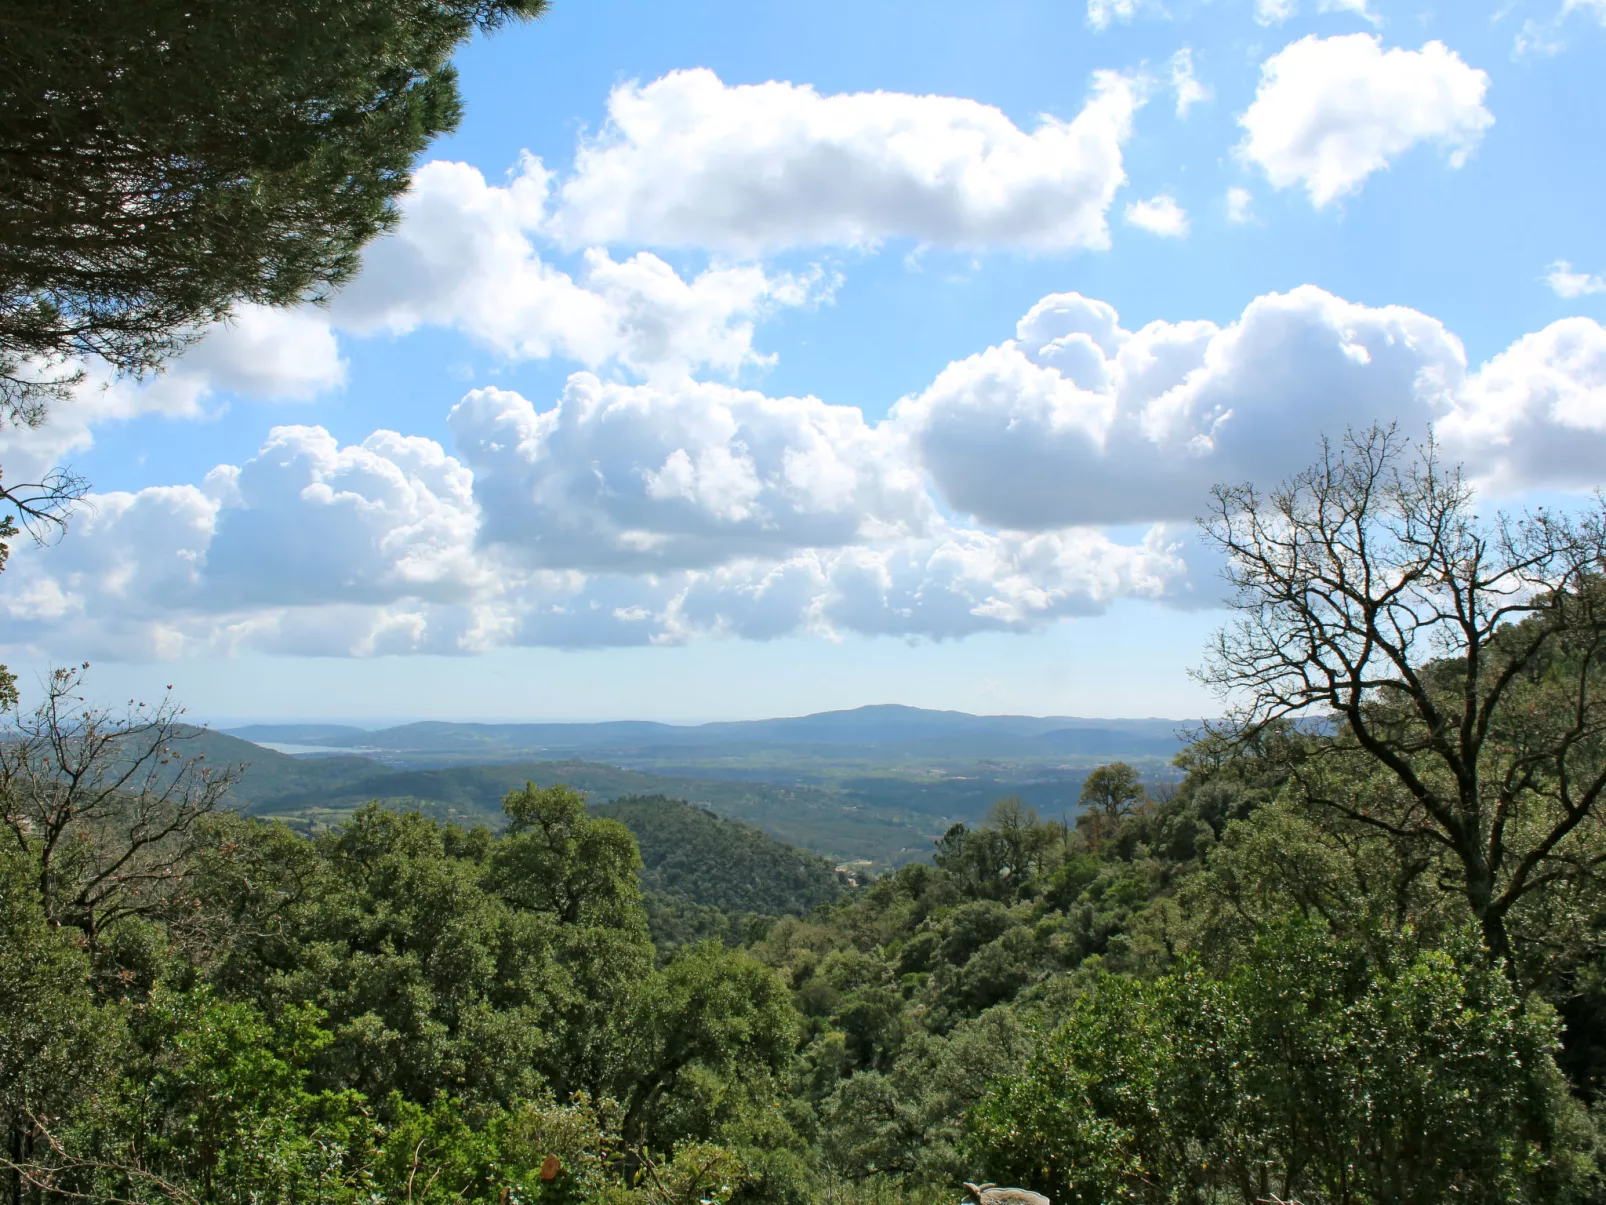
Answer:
[0, 0, 545, 420]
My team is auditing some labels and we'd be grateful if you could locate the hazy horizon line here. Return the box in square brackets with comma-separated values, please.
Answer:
[194, 704, 1201, 730]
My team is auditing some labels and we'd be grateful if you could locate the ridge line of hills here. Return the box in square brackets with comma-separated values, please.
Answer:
[164, 705, 1194, 870]
[218, 705, 1195, 781]
[160, 727, 945, 865]
[221, 702, 1195, 752]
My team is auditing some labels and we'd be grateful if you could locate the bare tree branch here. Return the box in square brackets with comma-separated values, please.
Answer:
[1197, 425, 1606, 976]
[0, 665, 238, 948]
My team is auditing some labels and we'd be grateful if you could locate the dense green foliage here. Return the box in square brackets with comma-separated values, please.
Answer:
[6, 707, 1606, 1204]
[2, 780, 801, 1205]
[745, 755, 1604, 1203]
[971, 921, 1584, 1203]
[225, 744, 942, 869]
[593, 796, 844, 950]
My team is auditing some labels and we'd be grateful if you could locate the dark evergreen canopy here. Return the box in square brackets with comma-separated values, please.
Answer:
[0, 0, 544, 420]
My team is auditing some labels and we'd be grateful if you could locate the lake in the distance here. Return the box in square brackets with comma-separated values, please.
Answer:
[252, 741, 372, 756]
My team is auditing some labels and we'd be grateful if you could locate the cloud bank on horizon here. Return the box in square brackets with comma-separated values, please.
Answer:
[4, 8, 1605, 664]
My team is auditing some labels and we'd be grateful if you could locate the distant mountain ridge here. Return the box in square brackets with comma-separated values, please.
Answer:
[226, 703, 1192, 760]
[180, 729, 944, 865]
[182, 705, 1193, 869]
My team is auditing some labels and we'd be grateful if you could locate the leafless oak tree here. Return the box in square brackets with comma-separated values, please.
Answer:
[0, 665, 236, 946]
[1198, 426, 1606, 971]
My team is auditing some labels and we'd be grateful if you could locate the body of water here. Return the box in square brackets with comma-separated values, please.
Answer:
[253, 742, 372, 756]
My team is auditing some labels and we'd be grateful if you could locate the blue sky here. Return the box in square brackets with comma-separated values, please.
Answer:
[4, 0, 1606, 722]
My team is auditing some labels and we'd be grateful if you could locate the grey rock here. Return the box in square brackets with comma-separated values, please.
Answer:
[961, 1182, 1050, 1205]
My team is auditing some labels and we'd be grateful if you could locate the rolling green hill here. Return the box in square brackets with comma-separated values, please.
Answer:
[240, 756, 943, 867]
[168, 722, 1163, 870]
[223, 704, 1189, 772]
[592, 794, 846, 949]
[594, 794, 844, 916]
[122, 724, 384, 801]
[179, 719, 1157, 871]
[165, 729, 856, 937]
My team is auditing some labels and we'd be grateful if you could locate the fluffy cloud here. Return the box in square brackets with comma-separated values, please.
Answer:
[449, 374, 928, 571]
[1124, 195, 1189, 237]
[895, 286, 1465, 529]
[1169, 49, 1211, 117]
[899, 288, 1606, 533]
[166, 159, 828, 385]
[172, 307, 347, 403]
[10, 287, 1606, 660]
[3, 424, 482, 627]
[547, 67, 1144, 253]
[1547, 261, 1606, 298]
[0, 420, 1191, 658]
[0, 305, 347, 488]
[0, 155, 828, 483]
[1438, 318, 1606, 494]
[1226, 187, 1254, 223]
[679, 522, 1198, 642]
[1238, 35, 1493, 206]
[0, 424, 505, 659]
[197, 426, 484, 609]
[334, 158, 825, 378]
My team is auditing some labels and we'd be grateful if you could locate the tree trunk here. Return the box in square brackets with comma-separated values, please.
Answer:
[8, 1119, 20, 1205]
[1466, 872, 1516, 975]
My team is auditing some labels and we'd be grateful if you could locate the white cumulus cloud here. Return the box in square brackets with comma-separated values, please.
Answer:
[1226, 187, 1255, 223]
[547, 67, 1145, 253]
[898, 288, 1606, 533]
[1547, 260, 1606, 298]
[0, 425, 491, 659]
[1, 156, 830, 481]
[0, 429, 1193, 658]
[9, 287, 1606, 661]
[0, 305, 348, 489]
[1238, 35, 1493, 206]
[332, 157, 826, 379]
[449, 374, 928, 572]
[1170, 49, 1211, 117]
[894, 286, 1466, 529]
[175, 307, 347, 402]
[1438, 317, 1606, 494]
[1124, 195, 1190, 237]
